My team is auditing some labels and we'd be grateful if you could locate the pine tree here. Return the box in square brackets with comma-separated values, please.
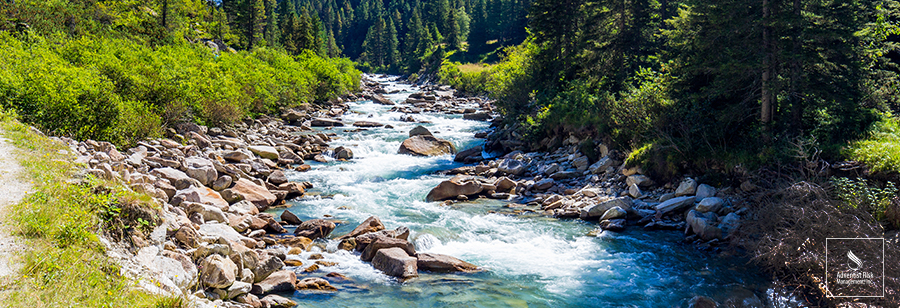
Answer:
[386, 16, 400, 67]
[246, 0, 267, 48]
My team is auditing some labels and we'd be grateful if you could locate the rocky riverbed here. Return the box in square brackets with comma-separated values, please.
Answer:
[48, 74, 793, 307]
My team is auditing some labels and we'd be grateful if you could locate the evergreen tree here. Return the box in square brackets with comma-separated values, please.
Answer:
[446, 7, 461, 49]
[386, 16, 400, 67]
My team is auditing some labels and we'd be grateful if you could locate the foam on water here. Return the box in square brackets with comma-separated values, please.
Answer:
[269, 76, 801, 307]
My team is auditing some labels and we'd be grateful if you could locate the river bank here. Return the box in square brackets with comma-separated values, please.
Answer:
[48, 74, 804, 307]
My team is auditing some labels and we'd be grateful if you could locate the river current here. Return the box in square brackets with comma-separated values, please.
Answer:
[267, 75, 802, 307]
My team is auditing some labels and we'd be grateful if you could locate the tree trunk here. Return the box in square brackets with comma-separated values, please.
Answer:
[761, 0, 773, 143]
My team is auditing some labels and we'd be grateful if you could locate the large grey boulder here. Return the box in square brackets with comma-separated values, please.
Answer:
[408, 125, 433, 137]
[686, 209, 722, 241]
[425, 178, 484, 202]
[416, 253, 481, 273]
[183, 157, 218, 186]
[360, 236, 416, 262]
[695, 197, 724, 213]
[695, 184, 717, 199]
[655, 196, 696, 216]
[341, 216, 385, 239]
[250, 269, 295, 295]
[231, 178, 277, 210]
[497, 159, 526, 176]
[260, 294, 297, 308]
[199, 254, 238, 289]
[398, 135, 456, 156]
[588, 156, 618, 174]
[581, 197, 633, 219]
[248, 146, 279, 160]
[371, 247, 418, 279]
[675, 178, 698, 196]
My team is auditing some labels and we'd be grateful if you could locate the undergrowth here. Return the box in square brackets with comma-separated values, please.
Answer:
[0, 110, 182, 308]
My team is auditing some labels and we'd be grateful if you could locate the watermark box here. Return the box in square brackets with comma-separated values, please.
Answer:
[825, 238, 885, 298]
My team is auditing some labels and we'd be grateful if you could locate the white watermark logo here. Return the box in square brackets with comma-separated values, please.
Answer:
[825, 238, 885, 298]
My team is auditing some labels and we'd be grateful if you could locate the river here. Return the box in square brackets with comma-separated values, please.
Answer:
[267, 75, 803, 307]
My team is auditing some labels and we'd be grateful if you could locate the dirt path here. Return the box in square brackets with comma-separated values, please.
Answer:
[0, 134, 27, 279]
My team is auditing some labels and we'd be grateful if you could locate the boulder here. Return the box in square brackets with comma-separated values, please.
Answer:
[278, 182, 306, 199]
[494, 177, 517, 193]
[280, 209, 303, 225]
[151, 167, 192, 185]
[173, 225, 201, 248]
[295, 277, 337, 291]
[686, 210, 722, 241]
[599, 219, 626, 231]
[183, 157, 218, 186]
[588, 157, 618, 174]
[408, 125, 433, 137]
[550, 171, 579, 180]
[626, 175, 653, 187]
[599, 206, 627, 221]
[212, 175, 233, 191]
[353, 121, 385, 128]
[267, 170, 288, 185]
[361, 236, 416, 262]
[627, 183, 643, 198]
[231, 179, 277, 210]
[695, 184, 717, 199]
[398, 135, 456, 156]
[248, 146, 279, 160]
[581, 197, 633, 219]
[532, 178, 554, 190]
[655, 196, 696, 216]
[148, 255, 196, 291]
[497, 159, 526, 176]
[370, 94, 395, 105]
[454, 146, 483, 163]
[342, 216, 385, 239]
[294, 219, 336, 240]
[260, 294, 297, 308]
[416, 253, 480, 273]
[695, 197, 724, 213]
[333, 146, 353, 160]
[675, 178, 698, 196]
[718, 212, 740, 236]
[172, 186, 229, 208]
[311, 118, 344, 127]
[198, 222, 252, 246]
[572, 156, 590, 172]
[199, 254, 238, 289]
[463, 112, 491, 121]
[425, 178, 484, 202]
[222, 151, 251, 162]
[371, 247, 418, 279]
[227, 281, 252, 300]
[251, 270, 295, 295]
[187, 202, 227, 223]
[253, 255, 287, 283]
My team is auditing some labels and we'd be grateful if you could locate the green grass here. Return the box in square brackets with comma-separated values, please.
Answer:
[846, 115, 900, 173]
[0, 110, 183, 308]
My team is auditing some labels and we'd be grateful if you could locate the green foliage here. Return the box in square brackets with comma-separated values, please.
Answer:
[846, 115, 900, 173]
[0, 31, 359, 148]
[831, 177, 899, 228]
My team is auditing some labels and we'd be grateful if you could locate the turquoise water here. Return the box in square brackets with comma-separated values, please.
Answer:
[269, 76, 793, 307]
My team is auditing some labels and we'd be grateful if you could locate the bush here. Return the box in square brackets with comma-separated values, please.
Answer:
[831, 177, 899, 229]
[845, 115, 900, 173]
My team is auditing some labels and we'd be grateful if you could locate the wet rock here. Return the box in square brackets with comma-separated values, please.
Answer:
[581, 197, 633, 219]
[333, 146, 353, 160]
[675, 178, 698, 196]
[280, 209, 303, 225]
[599, 206, 627, 221]
[361, 236, 417, 262]
[371, 247, 418, 279]
[416, 253, 481, 273]
[199, 254, 238, 289]
[655, 196, 696, 216]
[354, 121, 385, 127]
[425, 178, 484, 202]
[251, 270, 295, 295]
[294, 219, 336, 240]
[370, 94, 395, 106]
[260, 294, 297, 308]
[398, 135, 456, 156]
[341, 216, 386, 239]
[295, 277, 337, 291]
[408, 125, 433, 137]
[599, 219, 626, 231]
[689, 296, 719, 308]
[454, 146, 483, 163]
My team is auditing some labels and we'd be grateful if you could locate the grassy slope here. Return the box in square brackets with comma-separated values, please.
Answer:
[0, 110, 181, 307]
